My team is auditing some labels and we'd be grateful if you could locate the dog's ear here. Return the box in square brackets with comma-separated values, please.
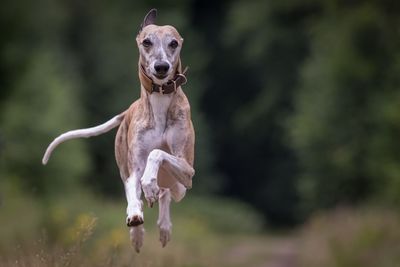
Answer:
[139, 9, 157, 33]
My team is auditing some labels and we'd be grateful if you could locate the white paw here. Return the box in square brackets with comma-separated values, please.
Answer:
[142, 178, 160, 207]
[126, 214, 144, 227]
[126, 203, 144, 227]
[158, 224, 171, 247]
[130, 226, 144, 253]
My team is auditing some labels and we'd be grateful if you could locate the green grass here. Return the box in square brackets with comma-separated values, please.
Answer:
[0, 181, 265, 267]
[2, 181, 400, 267]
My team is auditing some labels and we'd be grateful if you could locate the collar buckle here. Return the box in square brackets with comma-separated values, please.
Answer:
[176, 73, 187, 86]
[171, 79, 177, 92]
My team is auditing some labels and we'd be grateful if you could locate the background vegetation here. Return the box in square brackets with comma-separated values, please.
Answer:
[1, 0, 399, 266]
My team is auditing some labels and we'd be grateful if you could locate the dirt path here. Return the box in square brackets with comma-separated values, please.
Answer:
[223, 236, 299, 267]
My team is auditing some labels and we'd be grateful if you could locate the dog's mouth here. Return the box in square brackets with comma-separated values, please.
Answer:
[153, 73, 168, 80]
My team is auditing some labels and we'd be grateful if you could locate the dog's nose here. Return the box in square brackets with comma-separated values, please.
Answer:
[154, 61, 170, 75]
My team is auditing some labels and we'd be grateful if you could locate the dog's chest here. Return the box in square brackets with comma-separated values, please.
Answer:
[145, 93, 173, 146]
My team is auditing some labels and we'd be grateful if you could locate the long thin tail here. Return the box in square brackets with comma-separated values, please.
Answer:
[42, 112, 125, 165]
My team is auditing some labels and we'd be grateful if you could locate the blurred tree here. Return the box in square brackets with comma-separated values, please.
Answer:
[0, 0, 91, 196]
[289, 1, 400, 212]
[192, 0, 323, 224]
[1, 50, 91, 195]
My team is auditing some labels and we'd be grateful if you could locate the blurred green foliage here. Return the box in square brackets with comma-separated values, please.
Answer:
[1, 50, 91, 196]
[289, 1, 400, 212]
[1, 0, 400, 228]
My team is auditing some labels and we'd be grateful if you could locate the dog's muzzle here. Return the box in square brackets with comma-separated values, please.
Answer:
[154, 61, 170, 79]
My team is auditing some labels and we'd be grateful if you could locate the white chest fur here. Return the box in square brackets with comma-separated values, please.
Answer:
[148, 93, 173, 133]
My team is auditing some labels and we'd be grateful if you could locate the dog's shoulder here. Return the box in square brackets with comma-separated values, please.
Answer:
[123, 97, 155, 130]
[168, 89, 192, 122]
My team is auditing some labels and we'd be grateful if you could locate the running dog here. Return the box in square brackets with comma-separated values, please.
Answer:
[42, 9, 195, 252]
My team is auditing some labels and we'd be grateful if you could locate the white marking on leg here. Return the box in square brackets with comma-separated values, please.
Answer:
[125, 174, 144, 226]
[158, 188, 172, 247]
[141, 149, 163, 206]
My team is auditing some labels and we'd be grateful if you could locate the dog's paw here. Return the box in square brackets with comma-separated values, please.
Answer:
[126, 214, 144, 227]
[142, 178, 160, 207]
[159, 224, 171, 248]
[126, 201, 144, 227]
[130, 226, 144, 253]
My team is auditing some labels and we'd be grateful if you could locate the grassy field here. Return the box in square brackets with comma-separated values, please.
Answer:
[1, 181, 400, 267]
[0, 181, 270, 267]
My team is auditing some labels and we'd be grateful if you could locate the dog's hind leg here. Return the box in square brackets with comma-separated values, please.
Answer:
[129, 225, 144, 253]
[157, 188, 172, 247]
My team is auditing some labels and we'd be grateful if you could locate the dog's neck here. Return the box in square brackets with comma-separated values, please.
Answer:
[138, 60, 188, 129]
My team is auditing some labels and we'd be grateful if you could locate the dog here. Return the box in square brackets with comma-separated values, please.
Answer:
[42, 9, 195, 252]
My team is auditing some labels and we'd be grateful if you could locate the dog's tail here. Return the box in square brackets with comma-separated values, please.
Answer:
[42, 112, 125, 165]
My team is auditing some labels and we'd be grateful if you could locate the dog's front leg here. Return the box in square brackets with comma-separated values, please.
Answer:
[125, 148, 146, 226]
[142, 148, 194, 206]
[124, 172, 145, 252]
[164, 123, 195, 188]
[125, 159, 145, 252]
[141, 149, 162, 207]
[125, 171, 144, 227]
[159, 152, 195, 189]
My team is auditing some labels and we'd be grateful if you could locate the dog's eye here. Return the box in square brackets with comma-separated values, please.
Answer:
[169, 40, 178, 49]
[142, 39, 152, 48]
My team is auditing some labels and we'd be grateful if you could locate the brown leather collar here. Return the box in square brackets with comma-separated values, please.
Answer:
[139, 64, 188, 94]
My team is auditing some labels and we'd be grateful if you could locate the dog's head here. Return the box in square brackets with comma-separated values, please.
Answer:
[136, 9, 183, 85]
